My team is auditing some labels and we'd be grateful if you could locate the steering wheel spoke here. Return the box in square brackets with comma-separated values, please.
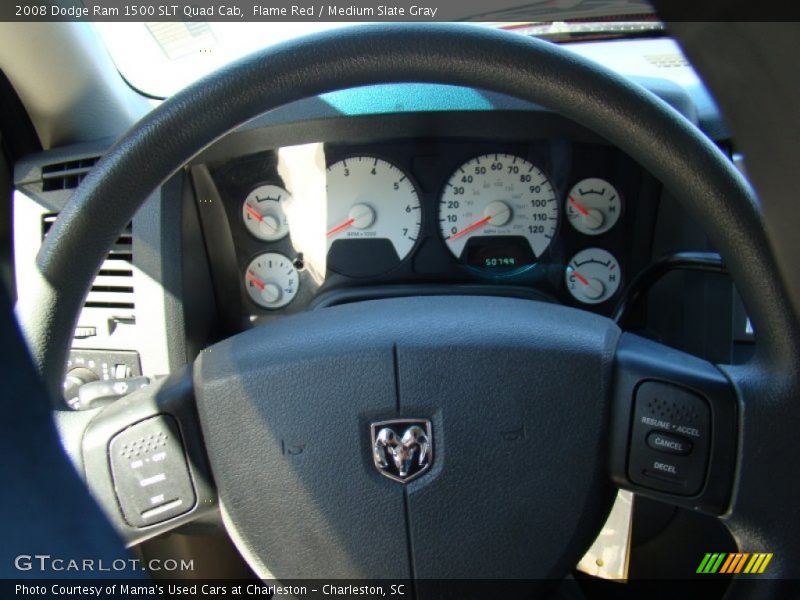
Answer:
[609, 333, 738, 515]
[81, 369, 218, 546]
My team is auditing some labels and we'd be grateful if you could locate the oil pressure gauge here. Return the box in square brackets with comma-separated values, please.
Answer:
[244, 252, 299, 309]
[566, 178, 621, 236]
[565, 248, 622, 304]
[242, 184, 291, 241]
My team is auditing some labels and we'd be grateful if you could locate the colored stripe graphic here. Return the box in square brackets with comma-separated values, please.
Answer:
[720, 554, 735, 573]
[698, 553, 774, 574]
[697, 553, 726, 573]
[710, 554, 726, 573]
[697, 553, 713, 573]
[728, 553, 749, 574]
[744, 554, 761, 573]
[758, 554, 774, 573]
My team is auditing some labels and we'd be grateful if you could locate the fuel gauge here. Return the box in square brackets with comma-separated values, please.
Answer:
[565, 248, 622, 305]
[244, 252, 299, 309]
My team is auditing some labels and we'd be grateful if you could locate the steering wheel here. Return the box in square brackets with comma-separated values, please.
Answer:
[15, 23, 800, 594]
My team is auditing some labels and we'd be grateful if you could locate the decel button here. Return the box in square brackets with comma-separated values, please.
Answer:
[647, 430, 693, 455]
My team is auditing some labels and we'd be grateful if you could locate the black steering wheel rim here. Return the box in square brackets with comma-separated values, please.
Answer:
[18, 23, 800, 587]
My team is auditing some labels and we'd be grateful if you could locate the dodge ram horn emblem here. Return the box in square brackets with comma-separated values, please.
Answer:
[371, 419, 433, 483]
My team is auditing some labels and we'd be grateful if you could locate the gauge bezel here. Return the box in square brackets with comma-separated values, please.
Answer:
[241, 183, 292, 242]
[564, 246, 623, 305]
[243, 251, 300, 310]
[564, 177, 624, 237]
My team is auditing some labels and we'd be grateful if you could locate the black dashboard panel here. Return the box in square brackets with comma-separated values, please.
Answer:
[196, 113, 661, 331]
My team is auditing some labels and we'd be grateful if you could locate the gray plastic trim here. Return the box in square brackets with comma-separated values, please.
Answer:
[14, 142, 175, 383]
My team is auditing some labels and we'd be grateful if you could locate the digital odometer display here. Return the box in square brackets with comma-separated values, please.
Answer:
[464, 236, 536, 272]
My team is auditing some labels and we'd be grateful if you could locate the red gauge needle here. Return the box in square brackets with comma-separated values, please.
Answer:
[326, 217, 356, 237]
[449, 215, 493, 241]
[246, 270, 265, 291]
[245, 203, 264, 222]
[568, 196, 590, 217]
[571, 269, 590, 286]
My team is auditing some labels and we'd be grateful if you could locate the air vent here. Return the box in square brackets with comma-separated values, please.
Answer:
[42, 213, 134, 311]
[645, 53, 690, 69]
[41, 157, 99, 191]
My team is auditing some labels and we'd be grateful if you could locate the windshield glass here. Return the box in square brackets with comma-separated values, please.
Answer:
[94, 20, 663, 98]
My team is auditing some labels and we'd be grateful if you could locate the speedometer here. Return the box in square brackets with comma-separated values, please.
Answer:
[439, 154, 558, 272]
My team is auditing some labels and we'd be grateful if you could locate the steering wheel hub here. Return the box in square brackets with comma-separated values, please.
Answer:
[194, 296, 619, 580]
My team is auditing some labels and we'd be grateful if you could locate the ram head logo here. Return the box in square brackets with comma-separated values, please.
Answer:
[371, 419, 433, 483]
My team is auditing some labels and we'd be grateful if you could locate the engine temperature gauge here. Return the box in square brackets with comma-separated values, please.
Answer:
[565, 248, 622, 305]
[244, 252, 299, 309]
[242, 184, 291, 241]
[566, 178, 621, 236]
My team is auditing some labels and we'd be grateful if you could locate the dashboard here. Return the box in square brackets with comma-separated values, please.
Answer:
[11, 38, 753, 403]
[199, 121, 660, 330]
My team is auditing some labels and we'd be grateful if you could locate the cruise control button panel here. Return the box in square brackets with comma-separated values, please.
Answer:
[109, 415, 196, 527]
[628, 381, 710, 496]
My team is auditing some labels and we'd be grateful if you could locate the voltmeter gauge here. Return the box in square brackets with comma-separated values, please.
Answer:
[565, 248, 622, 304]
[242, 184, 291, 241]
[244, 252, 299, 309]
[566, 178, 621, 236]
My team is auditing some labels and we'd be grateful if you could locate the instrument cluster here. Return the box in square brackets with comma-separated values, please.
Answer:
[208, 138, 651, 324]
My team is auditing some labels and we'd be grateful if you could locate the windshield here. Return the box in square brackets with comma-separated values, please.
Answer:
[94, 20, 663, 98]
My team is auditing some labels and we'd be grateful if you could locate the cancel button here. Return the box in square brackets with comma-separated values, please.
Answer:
[647, 431, 693, 456]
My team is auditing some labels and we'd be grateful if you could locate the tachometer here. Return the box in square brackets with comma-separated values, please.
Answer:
[439, 154, 558, 272]
[326, 156, 421, 277]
